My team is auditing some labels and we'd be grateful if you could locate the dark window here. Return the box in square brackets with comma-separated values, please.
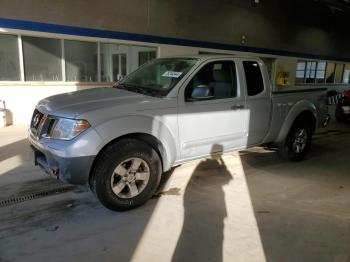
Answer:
[243, 61, 264, 96]
[185, 61, 237, 100]
[22, 36, 62, 81]
[65, 40, 98, 82]
[0, 34, 20, 81]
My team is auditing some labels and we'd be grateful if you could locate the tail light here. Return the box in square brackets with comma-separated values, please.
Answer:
[344, 90, 350, 97]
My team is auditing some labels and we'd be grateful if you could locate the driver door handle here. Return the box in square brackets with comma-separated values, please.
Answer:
[231, 104, 245, 110]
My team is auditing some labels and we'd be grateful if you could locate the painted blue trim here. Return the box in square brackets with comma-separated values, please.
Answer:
[1, 17, 350, 62]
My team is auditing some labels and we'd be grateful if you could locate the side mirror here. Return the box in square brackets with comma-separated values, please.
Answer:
[190, 85, 214, 100]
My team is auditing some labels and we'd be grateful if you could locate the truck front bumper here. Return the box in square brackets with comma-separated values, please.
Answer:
[28, 128, 103, 185]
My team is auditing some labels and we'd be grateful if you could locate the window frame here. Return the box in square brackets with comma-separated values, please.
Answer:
[325, 62, 336, 84]
[0, 32, 158, 84]
[334, 63, 345, 84]
[243, 60, 266, 97]
[0, 33, 21, 81]
[296, 60, 328, 84]
[295, 60, 347, 85]
[183, 59, 239, 102]
[342, 64, 350, 84]
[22, 35, 63, 82]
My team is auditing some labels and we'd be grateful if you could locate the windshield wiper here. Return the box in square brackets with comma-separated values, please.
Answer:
[114, 83, 162, 97]
[113, 83, 125, 89]
[118, 83, 150, 96]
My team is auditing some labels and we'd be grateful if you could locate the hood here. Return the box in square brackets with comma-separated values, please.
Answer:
[37, 87, 158, 118]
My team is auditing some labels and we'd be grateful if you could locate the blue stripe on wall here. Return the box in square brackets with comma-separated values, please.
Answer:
[1, 17, 350, 62]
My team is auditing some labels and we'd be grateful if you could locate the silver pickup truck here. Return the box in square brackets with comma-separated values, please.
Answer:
[28, 55, 330, 211]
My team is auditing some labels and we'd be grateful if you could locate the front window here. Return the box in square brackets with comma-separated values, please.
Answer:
[117, 58, 198, 97]
[185, 61, 237, 100]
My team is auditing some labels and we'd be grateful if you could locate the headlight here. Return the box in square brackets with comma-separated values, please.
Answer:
[49, 118, 90, 140]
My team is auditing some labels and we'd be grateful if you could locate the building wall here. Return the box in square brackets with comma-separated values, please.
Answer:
[1, 0, 350, 125]
[0, 0, 349, 60]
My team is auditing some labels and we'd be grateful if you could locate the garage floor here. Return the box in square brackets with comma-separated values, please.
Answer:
[0, 121, 350, 262]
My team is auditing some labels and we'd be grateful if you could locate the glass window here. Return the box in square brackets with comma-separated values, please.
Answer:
[138, 50, 156, 66]
[243, 61, 264, 96]
[316, 62, 326, 83]
[119, 58, 197, 97]
[22, 36, 62, 81]
[100, 43, 128, 82]
[325, 63, 336, 83]
[185, 61, 237, 100]
[343, 64, 350, 84]
[0, 34, 20, 81]
[295, 61, 306, 84]
[305, 61, 317, 83]
[295, 60, 327, 84]
[65, 40, 97, 82]
[334, 64, 344, 83]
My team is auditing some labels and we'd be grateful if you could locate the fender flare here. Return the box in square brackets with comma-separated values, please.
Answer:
[275, 100, 317, 143]
[94, 115, 178, 171]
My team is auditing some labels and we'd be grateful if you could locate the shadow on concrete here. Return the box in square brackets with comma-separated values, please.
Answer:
[240, 123, 350, 262]
[0, 150, 175, 262]
[0, 137, 64, 201]
[172, 144, 232, 262]
[0, 138, 28, 163]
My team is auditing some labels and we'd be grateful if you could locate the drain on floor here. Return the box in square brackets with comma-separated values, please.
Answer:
[0, 185, 77, 208]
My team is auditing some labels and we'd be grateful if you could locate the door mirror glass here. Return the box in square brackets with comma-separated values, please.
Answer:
[191, 85, 214, 100]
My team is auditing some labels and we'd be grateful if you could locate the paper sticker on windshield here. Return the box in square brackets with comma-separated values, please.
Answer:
[162, 71, 183, 78]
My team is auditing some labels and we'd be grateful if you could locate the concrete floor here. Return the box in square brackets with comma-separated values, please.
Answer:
[0, 121, 350, 262]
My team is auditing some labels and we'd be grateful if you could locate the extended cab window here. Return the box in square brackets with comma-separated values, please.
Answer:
[243, 61, 264, 96]
[185, 61, 237, 101]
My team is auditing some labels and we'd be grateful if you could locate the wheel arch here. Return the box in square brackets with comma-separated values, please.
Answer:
[89, 132, 169, 189]
[275, 100, 317, 143]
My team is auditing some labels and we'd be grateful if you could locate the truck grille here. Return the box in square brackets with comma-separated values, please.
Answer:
[30, 109, 44, 130]
[30, 109, 57, 138]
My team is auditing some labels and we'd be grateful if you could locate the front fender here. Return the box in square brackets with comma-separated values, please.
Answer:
[94, 115, 178, 171]
[275, 100, 317, 143]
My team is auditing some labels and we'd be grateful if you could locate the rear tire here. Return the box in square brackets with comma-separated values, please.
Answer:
[278, 120, 313, 161]
[93, 139, 162, 211]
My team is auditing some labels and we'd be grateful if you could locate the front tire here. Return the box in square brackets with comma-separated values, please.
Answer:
[278, 120, 313, 161]
[93, 139, 162, 211]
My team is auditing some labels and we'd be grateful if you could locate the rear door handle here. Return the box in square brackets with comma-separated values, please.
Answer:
[231, 104, 245, 110]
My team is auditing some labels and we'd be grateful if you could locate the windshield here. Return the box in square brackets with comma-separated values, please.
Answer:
[116, 58, 198, 97]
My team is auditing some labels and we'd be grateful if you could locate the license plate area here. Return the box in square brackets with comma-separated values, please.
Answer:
[31, 145, 42, 165]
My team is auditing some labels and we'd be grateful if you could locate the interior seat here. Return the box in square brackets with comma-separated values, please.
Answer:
[209, 69, 233, 99]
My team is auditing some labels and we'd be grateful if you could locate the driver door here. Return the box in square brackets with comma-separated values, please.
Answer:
[178, 59, 248, 160]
